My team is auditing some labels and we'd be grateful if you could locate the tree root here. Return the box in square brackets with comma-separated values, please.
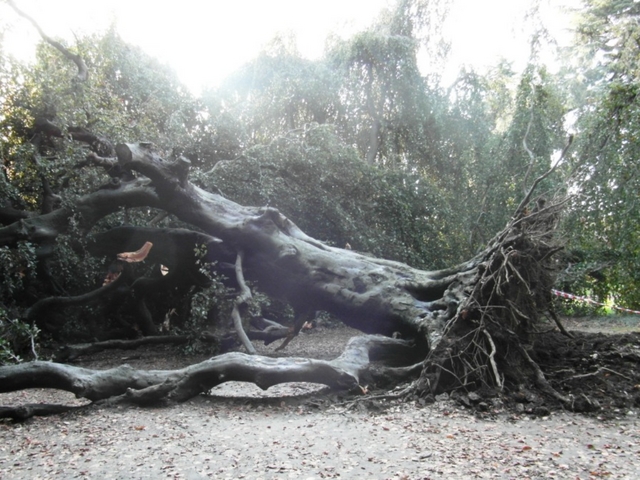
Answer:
[514, 342, 571, 405]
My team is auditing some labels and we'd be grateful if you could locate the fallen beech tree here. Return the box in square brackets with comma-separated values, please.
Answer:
[0, 140, 576, 419]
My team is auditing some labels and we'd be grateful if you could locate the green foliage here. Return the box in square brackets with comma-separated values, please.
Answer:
[0, 28, 205, 342]
[326, 5, 442, 168]
[439, 62, 568, 252]
[0, 241, 37, 300]
[190, 245, 232, 330]
[1, 27, 199, 206]
[199, 124, 458, 268]
[200, 38, 341, 161]
[560, 0, 640, 307]
[0, 241, 40, 363]
[10, 0, 640, 334]
[0, 307, 39, 364]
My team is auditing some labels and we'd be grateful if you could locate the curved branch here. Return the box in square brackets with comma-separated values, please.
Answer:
[8, 0, 88, 82]
[26, 270, 127, 321]
[232, 250, 257, 354]
[0, 335, 418, 418]
[0, 179, 161, 250]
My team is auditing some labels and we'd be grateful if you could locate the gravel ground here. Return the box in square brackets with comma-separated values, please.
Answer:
[1, 322, 639, 479]
[1, 393, 638, 479]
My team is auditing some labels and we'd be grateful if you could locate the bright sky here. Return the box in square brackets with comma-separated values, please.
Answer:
[0, 0, 580, 94]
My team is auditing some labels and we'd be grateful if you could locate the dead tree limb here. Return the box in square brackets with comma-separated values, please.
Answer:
[231, 250, 257, 354]
[0, 335, 418, 419]
[26, 271, 127, 322]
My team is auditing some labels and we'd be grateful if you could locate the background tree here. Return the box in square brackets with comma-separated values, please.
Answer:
[198, 124, 457, 268]
[560, 0, 640, 308]
[200, 34, 341, 155]
[327, 1, 443, 169]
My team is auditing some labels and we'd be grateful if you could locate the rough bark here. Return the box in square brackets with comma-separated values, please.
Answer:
[0, 140, 571, 415]
[0, 335, 417, 419]
[114, 142, 473, 350]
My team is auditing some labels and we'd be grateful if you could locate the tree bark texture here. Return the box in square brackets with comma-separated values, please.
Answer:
[0, 335, 416, 419]
[114, 143, 478, 350]
[0, 141, 568, 415]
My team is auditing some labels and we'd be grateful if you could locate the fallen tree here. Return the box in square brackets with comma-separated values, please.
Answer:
[3, 1, 635, 422]
[0, 138, 578, 418]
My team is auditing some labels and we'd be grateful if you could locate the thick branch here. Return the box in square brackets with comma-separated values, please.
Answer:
[26, 270, 127, 321]
[0, 179, 160, 251]
[0, 203, 31, 226]
[114, 142, 472, 347]
[0, 335, 418, 418]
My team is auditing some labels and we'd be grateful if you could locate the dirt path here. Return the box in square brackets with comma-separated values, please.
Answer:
[1, 393, 638, 479]
[1, 322, 639, 479]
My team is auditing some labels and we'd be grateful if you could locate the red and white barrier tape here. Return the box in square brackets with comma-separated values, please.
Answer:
[551, 289, 640, 315]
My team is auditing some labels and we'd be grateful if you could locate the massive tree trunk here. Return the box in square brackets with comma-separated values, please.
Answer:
[114, 143, 472, 348]
[0, 142, 569, 418]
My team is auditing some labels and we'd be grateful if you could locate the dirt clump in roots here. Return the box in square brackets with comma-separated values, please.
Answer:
[442, 329, 640, 418]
